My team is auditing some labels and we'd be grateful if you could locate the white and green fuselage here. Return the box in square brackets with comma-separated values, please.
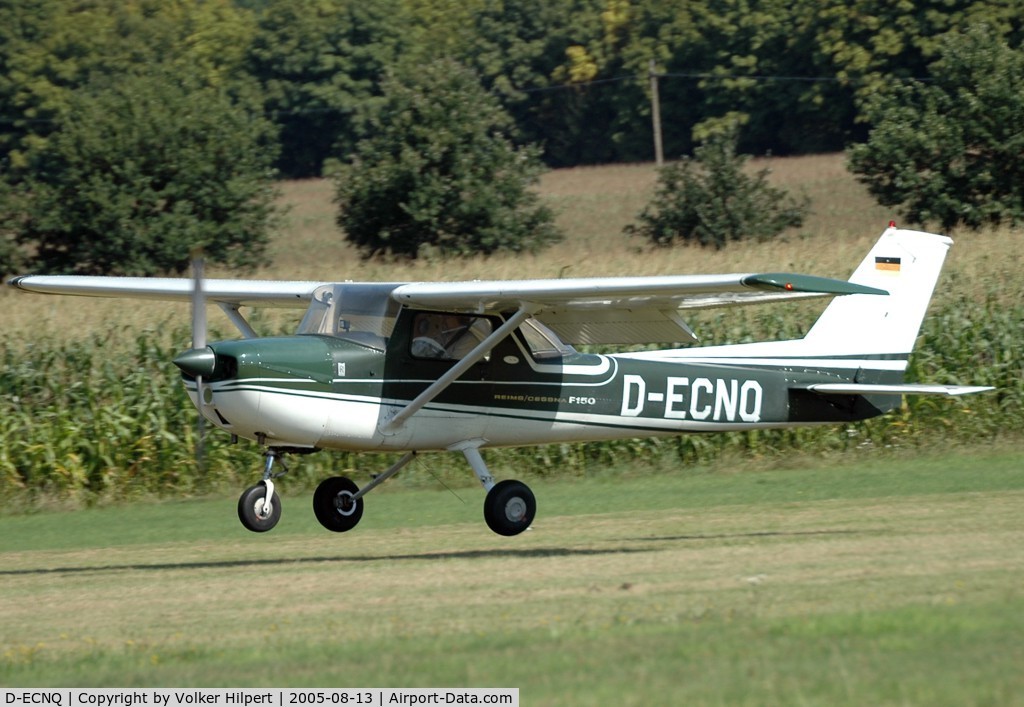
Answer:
[183, 332, 911, 453]
[180, 227, 979, 453]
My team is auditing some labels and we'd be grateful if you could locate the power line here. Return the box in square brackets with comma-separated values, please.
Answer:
[659, 70, 933, 84]
[519, 69, 931, 94]
[1, 69, 933, 128]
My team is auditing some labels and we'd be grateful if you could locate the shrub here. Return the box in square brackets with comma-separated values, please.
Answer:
[848, 26, 1024, 231]
[333, 59, 562, 258]
[626, 127, 810, 248]
[6, 71, 280, 276]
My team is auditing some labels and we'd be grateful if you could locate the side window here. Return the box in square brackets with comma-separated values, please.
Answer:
[410, 313, 493, 361]
[518, 318, 575, 360]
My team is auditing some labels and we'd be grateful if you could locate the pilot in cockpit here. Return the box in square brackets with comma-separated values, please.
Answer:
[411, 313, 488, 360]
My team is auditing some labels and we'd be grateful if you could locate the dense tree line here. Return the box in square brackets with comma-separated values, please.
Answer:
[2, 0, 1023, 274]
[3, 0, 1021, 178]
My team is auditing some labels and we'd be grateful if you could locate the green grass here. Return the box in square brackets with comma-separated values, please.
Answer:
[3, 448, 1023, 704]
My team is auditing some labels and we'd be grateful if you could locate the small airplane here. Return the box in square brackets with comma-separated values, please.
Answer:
[8, 225, 992, 536]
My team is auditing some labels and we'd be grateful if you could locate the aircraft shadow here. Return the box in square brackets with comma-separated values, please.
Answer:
[0, 545, 656, 577]
[2, 528, 869, 577]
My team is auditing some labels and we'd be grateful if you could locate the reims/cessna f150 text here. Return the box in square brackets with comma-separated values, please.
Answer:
[9, 226, 992, 536]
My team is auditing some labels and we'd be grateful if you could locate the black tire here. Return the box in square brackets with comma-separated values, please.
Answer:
[483, 480, 536, 536]
[237, 483, 282, 533]
[313, 476, 364, 532]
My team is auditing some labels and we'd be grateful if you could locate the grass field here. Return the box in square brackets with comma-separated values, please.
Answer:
[3, 449, 1023, 704]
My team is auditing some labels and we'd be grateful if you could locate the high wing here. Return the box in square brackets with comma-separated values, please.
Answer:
[391, 273, 886, 344]
[9, 270, 884, 345]
[7, 275, 326, 308]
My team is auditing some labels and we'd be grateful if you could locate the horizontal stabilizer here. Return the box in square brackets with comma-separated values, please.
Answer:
[801, 383, 994, 397]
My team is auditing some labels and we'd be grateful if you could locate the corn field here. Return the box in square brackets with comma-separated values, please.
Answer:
[2, 292, 1020, 507]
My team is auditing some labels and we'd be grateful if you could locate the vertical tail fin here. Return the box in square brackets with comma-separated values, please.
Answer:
[801, 226, 952, 357]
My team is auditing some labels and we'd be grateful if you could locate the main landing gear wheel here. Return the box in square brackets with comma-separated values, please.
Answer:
[484, 479, 536, 536]
[313, 476, 364, 532]
[237, 483, 282, 533]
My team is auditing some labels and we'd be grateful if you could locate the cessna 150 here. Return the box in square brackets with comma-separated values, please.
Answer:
[8, 225, 991, 536]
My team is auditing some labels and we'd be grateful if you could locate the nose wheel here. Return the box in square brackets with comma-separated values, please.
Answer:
[237, 447, 290, 533]
[237, 482, 282, 532]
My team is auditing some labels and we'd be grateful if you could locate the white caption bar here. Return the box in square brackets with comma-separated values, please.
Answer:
[2, 690, 518, 707]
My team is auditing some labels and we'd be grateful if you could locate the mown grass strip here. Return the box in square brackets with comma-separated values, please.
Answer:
[2, 448, 1022, 704]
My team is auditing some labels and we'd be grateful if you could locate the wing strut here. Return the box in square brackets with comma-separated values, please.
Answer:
[380, 304, 539, 434]
[217, 302, 260, 339]
[801, 383, 994, 396]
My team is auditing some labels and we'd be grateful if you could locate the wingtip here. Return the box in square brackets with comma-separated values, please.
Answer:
[743, 273, 888, 297]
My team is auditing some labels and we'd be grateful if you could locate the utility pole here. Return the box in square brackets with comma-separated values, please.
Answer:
[649, 59, 664, 167]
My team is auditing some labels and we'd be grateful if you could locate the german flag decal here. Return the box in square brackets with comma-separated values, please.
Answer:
[875, 256, 902, 272]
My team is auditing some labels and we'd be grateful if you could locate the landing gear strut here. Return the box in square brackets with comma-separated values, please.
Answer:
[461, 446, 536, 536]
[312, 451, 418, 533]
[238, 445, 536, 536]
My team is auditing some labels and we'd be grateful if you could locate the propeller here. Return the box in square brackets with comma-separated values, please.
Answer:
[188, 250, 208, 471]
[191, 251, 206, 351]
[172, 251, 216, 377]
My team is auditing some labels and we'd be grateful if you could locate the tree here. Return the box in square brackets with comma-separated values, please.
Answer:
[0, 0, 257, 176]
[247, 0, 406, 178]
[7, 71, 280, 275]
[627, 127, 810, 248]
[458, 0, 616, 167]
[0, 180, 25, 277]
[333, 60, 562, 258]
[848, 26, 1024, 230]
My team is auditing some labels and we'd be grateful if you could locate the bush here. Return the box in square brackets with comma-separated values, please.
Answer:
[6, 71, 280, 276]
[848, 26, 1024, 231]
[333, 59, 563, 258]
[626, 127, 810, 248]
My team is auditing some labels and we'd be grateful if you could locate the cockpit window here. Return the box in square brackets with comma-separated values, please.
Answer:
[411, 312, 493, 361]
[297, 284, 399, 350]
[519, 318, 575, 360]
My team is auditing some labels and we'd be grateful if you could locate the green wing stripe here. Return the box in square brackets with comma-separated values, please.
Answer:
[742, 273, 888, 297]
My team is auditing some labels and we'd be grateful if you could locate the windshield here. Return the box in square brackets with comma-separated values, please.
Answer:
[297, 283, 400, 350]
